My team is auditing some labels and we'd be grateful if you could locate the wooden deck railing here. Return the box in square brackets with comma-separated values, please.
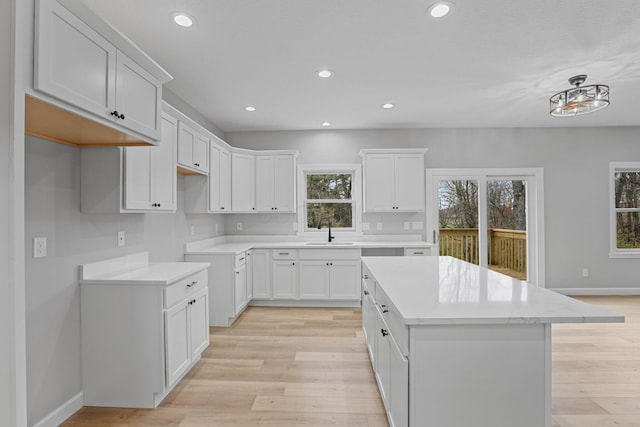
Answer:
[439, 228, 527, 274]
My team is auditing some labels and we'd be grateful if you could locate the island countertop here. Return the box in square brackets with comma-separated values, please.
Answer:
[361, 256, 624, 326]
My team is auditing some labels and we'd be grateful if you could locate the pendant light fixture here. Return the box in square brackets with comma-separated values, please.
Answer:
[549, 75, 609, 117]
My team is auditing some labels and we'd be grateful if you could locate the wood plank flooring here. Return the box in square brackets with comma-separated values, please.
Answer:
[62, 297, 640, 427]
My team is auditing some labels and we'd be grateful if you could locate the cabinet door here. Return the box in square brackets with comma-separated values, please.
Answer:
[246, 251, 254, 300]
[115, 51, 161, 139]
[35, 0, 116, 120]
[177, 122, 196, 169]
[329, 261, 361, 300]
[151, 113, 177, 210]
[364, 154, 395, 212]
[123, 146, 152, 210]
[375, 308, 391, 404]
[362, 282, 376, 363]
[232, 153, 256, 212]
[209, 143, 231, 212]
[299, 261, 329, 299]
[165, 302, 190, 388]
[394, 154, 424, 211]
[255, 156, 275, 211]
[189, 289, 210, 358]
[272, 261, 297, 299]
[234, 263, 247, 315]
[274, 155, 294, 212]
[251, 250, 271, 299]
[192, 134, 209, 174]
[388, 335, 409, 427]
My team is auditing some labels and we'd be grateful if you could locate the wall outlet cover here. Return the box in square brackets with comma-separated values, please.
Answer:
[236, 222, 243, 231]
[412, 221, 424, 230]
[403, 222, 410, 230]
[190, 226, 195, 236]
[362, 222, 370, 231]
[376, 222, 383, 231]
[33, 237, 47, 258]
[117, 231, 125, 247]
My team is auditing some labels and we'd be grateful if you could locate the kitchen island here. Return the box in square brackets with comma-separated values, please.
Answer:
[361, 256, 624, 427]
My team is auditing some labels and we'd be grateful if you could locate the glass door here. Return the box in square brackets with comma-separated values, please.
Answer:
[428, 169, 542, 285]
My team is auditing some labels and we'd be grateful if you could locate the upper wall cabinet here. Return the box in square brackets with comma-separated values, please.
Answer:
[231, 152, 256, 212]
[33, 0, 171, 145]
[255, 154, 297, 212]
[360, 149, 428, 212]
[209, 141, 232, 212]
[177, 122, 209, 175]
[80, 112, 177, 213]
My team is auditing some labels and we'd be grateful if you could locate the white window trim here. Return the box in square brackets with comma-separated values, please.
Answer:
[609, 162, 640, 258]
[426, 168, 545, 287]
[297, 164, 362, 238]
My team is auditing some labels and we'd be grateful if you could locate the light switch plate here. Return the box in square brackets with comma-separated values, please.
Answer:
[403, 222, 410, 230]
[376, 222, 383, 231]
[33, 237, 47, 258]
[117, 231, 125, 247]
[362, 222, 370, 231]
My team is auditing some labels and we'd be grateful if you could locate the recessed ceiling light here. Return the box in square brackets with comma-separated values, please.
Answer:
[317, 70, 333, 78]
[428, 2, 454, 18]
[321, 121, 331, 127]
[382, 103, 395, 109]
[244, 106, 256, 112]
[170, 12, 193, 27]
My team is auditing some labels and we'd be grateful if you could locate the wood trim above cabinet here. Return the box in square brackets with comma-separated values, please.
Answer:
[25, 95, 151, 146]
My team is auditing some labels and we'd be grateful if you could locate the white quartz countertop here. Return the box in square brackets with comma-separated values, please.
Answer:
[362, 256, 624, 326]
[184, 236, 433, 255]
[80, 252, 209, 286]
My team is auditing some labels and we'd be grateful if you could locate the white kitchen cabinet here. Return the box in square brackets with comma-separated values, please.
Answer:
[361, 275, 376, 363]
[360, 149, 427, 212]
[35, 0, 165, 142]
[80, 113, 177, 213]
[246, 250, 254, 301]
[165, 286, 208, 388]
[184, 251, 250, 327]
[255, 154, 296, 212]
[209, 142, 232, 212]
[272, 250, 298, 299]
[80, 258, 209, 408]
[251, 249, 272, 300]
[298, 249, 361, 300]
[232, 152, 256, 212]
[177, 122, 209, 175]
[122, 112, 177, 211]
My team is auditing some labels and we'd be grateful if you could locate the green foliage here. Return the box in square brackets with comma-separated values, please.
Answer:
[306, 174, 353, 229]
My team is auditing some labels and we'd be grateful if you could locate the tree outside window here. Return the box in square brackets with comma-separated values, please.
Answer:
[305, 174, 353, 230]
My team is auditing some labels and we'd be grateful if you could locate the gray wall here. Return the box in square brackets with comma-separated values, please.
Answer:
[226, 127, 640, 290]
[24, 136, 223, 425]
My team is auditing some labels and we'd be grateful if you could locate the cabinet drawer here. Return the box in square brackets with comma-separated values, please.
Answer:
[376, 289, 408, 356]
[299, 248, 360, 260]
[235, 252, 247, 267]
[164, 269, 208, 309]
[404, 248, 430, 256]
[272, 249, 297, 260]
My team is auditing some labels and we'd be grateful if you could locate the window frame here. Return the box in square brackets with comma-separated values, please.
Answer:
[609, 162, 640, 258]
[297, 164, 362, 237]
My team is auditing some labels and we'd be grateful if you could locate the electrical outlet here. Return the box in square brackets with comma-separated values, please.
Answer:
[236, 222, 243, 231]
[117, 231, 125, 247]
[582, 268, 589, 277]
[362, 222, 370, 231]
[190, 226, 195, 236]
[376, 222, 383, 231]
[33, 237, 47, 258]
[403, 222, 410, 230]
[215, 223, 218, 233]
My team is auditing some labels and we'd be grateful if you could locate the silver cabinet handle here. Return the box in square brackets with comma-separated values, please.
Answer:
[186, 281, 197, 287]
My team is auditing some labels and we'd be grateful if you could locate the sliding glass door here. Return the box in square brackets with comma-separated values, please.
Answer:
[427, 169, 544, 285]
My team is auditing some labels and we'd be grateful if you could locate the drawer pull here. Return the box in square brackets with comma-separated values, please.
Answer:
[278, 252, 289, 255]
[364, 290, 369, 295]
[381, 328, 389, 337]
[239, 257, 245, 261]
[382, 309, 389, 314]
[414, 251, 424, 255]
[363, 274, 369, 279]
[186, 281, 198, 287]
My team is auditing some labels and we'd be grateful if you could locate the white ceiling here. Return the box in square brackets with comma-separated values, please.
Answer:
[81, 0, 640, 132]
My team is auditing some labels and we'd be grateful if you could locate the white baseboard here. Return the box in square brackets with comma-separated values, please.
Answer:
[33, 392, 83, 427]
[550, 287, 640, 296]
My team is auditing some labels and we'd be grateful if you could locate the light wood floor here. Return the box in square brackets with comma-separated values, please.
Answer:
[62, 297, 640, 427]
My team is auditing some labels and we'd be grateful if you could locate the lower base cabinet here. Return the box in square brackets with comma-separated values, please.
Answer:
[80, 269, 209, 408]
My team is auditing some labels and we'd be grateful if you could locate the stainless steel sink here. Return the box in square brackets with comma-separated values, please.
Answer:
[305, 242, 355, 246]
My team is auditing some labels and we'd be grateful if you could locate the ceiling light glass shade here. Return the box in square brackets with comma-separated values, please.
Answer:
[244, 106, 256, 112]
[170, 12, 193, 27]
[382, 103, 395, 109]
[317, 70, 333, 78]
[549, 75, 609, 117]
[428, 2, 454, 18]
[321, 121, 331, 127]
